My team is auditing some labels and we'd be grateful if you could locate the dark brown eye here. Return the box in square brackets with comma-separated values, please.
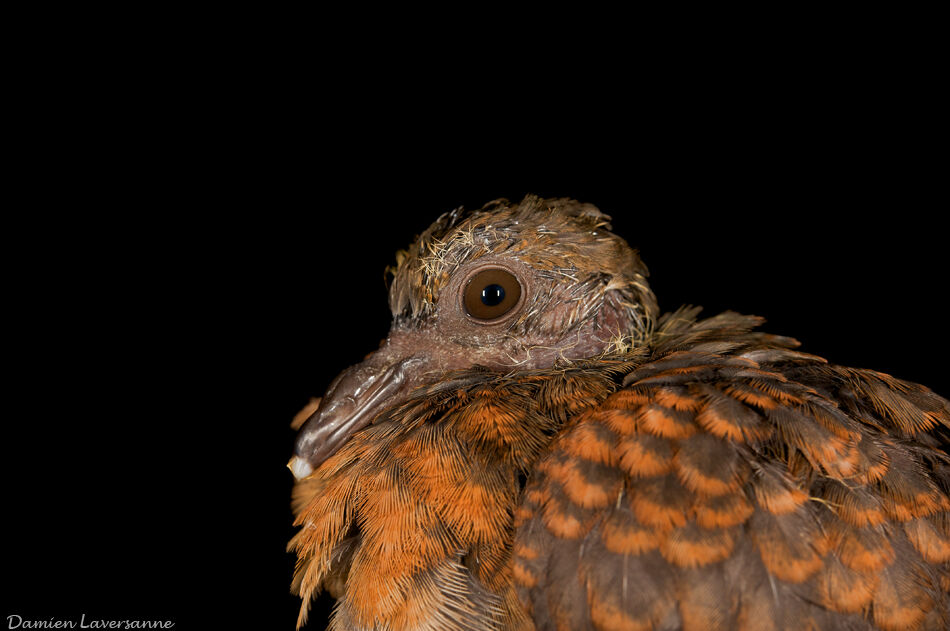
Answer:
[463, 268, 522, 320]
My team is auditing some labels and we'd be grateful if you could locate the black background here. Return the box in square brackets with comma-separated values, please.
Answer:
[5, 61, 947, 629]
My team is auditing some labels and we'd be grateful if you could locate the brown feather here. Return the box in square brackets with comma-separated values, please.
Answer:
[289, 196, 950, 630]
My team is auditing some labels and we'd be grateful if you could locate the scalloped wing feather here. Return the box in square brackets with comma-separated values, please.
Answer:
[513, 331, 950, 631]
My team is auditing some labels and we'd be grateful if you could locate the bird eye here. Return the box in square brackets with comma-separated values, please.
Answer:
[463, 268, 522, 321]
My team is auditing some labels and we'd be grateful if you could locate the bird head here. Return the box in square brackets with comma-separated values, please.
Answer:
[289, 195, 658, 479]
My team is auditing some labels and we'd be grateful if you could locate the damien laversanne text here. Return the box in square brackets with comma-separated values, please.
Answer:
[7, 615, 174, 629]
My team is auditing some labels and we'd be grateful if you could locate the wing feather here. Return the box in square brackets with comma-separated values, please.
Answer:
[514, 340, 950, 631]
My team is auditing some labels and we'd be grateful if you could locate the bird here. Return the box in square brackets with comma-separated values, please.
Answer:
[286, 195, 950, 631]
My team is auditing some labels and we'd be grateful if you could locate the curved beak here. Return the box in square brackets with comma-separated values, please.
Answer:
[288, 354, 425, 480]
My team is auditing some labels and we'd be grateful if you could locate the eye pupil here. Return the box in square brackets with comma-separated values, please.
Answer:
[463, 267, 522, 321]
[480, 284, 505, 306]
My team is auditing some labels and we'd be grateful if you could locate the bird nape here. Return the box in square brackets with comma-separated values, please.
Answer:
[286, 196, 950, 631]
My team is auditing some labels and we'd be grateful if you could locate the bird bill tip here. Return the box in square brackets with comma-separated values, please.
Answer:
[287, 456, 314, 480]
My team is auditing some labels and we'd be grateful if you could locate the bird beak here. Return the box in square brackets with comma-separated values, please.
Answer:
[288, 354, 425, 480]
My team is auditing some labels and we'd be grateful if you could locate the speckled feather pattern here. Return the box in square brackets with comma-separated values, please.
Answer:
[290, 197, 950, 630]
[513, 310, 950, 631]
